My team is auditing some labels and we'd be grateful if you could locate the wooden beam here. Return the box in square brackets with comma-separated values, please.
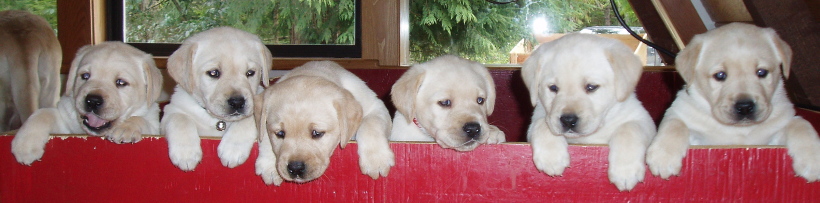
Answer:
[362, 0, 404, 66]
[627, 0, 680, 64]
[651, 0, 708, 49]
[56, 0, 93, 73]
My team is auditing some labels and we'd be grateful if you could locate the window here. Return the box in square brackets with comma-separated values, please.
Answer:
[0, 0, 58, 34]
[408, 0, 661, 65]
[108, 0, 361, 58]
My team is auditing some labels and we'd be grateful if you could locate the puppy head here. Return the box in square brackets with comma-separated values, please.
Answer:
[676, 23, 792, 125]
[65, 42, 162, 135]
[167, 27, 271, 121]
[257, 76, 362, 183]
[522, 34, 642, 137]
[391, 55, 496, 151]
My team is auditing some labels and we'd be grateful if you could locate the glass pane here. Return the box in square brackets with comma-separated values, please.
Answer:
[409, 0, 661, 65]
[124, 0, 355, 45]
[0, 0, 58, 34]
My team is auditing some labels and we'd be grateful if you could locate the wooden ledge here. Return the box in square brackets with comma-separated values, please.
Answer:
[1, 135, 818, 201]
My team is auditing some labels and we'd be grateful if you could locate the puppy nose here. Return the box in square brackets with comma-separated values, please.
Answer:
[85, 94, 104, 112]
[560, 114, 578, 129]
[227, 96, 245, 111]
[287, 161, 306, 178]
[735, 99, 756, 116]
[462, 122, 481, 139]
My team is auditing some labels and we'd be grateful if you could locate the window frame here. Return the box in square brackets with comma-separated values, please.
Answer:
[105, 0, 362, 58]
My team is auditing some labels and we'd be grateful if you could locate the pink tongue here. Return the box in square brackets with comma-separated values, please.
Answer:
[85, 113, 108, 128]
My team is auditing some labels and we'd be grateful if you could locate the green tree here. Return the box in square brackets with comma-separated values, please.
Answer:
[0, 0, 58, 34]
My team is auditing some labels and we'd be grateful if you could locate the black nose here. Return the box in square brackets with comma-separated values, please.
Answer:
[462, 122, 481, 139]
[560, 114, 578, 130]
[227, 96, 245, 111]
[735, 99, 756, 116]
[287, 161, 306, 178]
[85, 94, 104, 112]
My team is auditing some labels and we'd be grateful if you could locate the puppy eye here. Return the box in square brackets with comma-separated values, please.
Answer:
[115, 79, 129, 87]
[713, 71, 727, 82]
[246, 70, 256, 77]
[477, 97, 485, 105]
[438, 99, 451, 107]
[756, 69, 768, 78]
[311, 130, 325, 139]
[81, 73, 91, 80]
[548, 85, 559, 93]
[274, 130, 285, 139]
[585, 84, 599, 93]
[207, 70, 220, 78]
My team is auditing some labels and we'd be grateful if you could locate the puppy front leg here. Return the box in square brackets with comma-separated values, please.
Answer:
[608, 121, 653, 191]
[784, 117, 820, 182]
[356, 114, 395, 179]
[529, 113, 570, 176]
[646, 118, 690, 179]
[485, 125, 506, 144]
[217, 117, 257, 168]
[107, 116, 151, 144]
[164, 113, 202, 171]
[11, 108, 59, 165]
[256, 133, 283, 185]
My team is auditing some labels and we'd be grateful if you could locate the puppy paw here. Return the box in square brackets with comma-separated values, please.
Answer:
[358, 146, 395, 179]
[789, 147, 820, 182]
[645, 144, 685, 179]
[532, 148, 570, 176]
[169, 144, 202, 171]
[485, 126, 506, 144]
[608, 159, 646, 191]
[255, 156, 283, 186]
[217, 140, 252, 168]
[106, 123, 143, 144]
[11, 133, 49, 165]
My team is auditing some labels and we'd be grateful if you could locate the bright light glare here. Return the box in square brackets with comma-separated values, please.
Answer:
[532, 17, 549, 34]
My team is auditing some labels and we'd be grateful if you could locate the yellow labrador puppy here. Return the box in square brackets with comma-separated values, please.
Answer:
[523, 34, 655, 191]
[646, 23, 820, 181]
[11, 42, 163, 164]
[0, 10, 61, 132]
[163, 27, 270, 171]
[255, 61, 394, 185]
[390, 55, 505, 151]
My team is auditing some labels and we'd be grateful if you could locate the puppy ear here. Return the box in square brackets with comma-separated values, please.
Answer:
[675, 35, 704, 84]
[253, 92, 269, 143]
[521, 46, 545, 106]
[167, 42, 197, 91]
[65, 44, 94, 97]
[391, 67, 425, 122]
[763, 28, 793, 79]
[142, 53, 163, 102]
[606, 43, 643, 102]
[258, 44, 272, 87]
[477, 65, 497, 115]
[335, 91, 363, 148]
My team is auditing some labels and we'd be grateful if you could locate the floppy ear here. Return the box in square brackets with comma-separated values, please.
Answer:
[675, 35, 704, 84]
[253, 92, 268, 143]
[476, 64, 497, 115]
[167, 42, 197, 91]
[335, 90, 363, 149]
[390, 67, 425, 122]
[258, 44, 272, 87]
[521, 46, 545, 106]
[64, 44, 94, 97]
[142, 53, 163, 102]
[763, 28, 793, 79]
[606, 43, 644, 102]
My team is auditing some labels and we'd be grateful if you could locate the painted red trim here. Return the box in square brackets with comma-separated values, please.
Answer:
[2, 135, 818, 202]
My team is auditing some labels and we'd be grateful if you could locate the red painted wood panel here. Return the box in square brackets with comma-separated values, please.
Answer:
[2, 135, 819, 202]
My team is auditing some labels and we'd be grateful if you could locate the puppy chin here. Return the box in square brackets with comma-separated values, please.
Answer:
[208, 107, 251, 122]
[434, 134, 480, 151]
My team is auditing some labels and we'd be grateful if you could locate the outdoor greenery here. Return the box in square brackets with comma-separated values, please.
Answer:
[0, 0, 58, 33]
[1, 0, 639, 64]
